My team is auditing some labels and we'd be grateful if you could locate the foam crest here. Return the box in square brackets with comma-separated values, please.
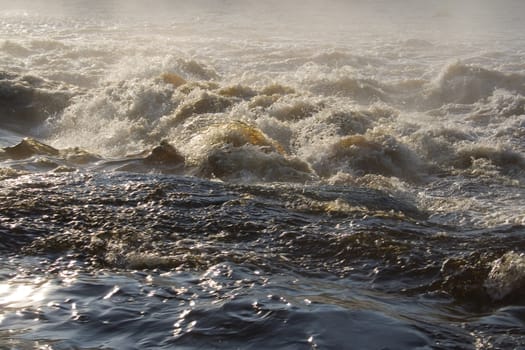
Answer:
[485, 252, 525, 302]
[424, 62, 525, 108]
[179, 121, 312, 182]
[454, 145, 525, 175]
[47, 78, 176, 156]
[196, 145, 313, 182]
[310, 76, 387, 104]
[268, 98, 322, 122]
[472, 89, 525, 122]
[160, 89, 232, 129]
[309, 129, 424, 182]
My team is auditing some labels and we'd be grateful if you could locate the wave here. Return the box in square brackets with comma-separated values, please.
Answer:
[423, 62, 525, 109]
[309, 76, 389, 104]
[454, 145, 525, 176]
[161, 89, 233, 128]
[471, 89, 525, 123]
[268, 98, 322, 122]
[485, 251, 525, 302]
[0, 71, 77, 133]
[1, 60, 523, 187]
[1, 40, 33, 57]
[11, 166, 525, 306]
[306, 62, 525, 110]
[313, 133, 425, 182]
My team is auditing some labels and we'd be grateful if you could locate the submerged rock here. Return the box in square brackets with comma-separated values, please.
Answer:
[115, 141, 185, 174]
[2, 138, 59, 160]
[145, 140, 185, 165]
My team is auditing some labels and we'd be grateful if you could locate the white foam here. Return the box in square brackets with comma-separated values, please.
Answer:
[485, 252, 525, 301]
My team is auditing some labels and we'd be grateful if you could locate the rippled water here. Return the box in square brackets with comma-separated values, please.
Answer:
[1, 1, 525, 349]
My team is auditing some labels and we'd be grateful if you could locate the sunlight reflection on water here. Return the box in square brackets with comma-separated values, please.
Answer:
[0, 279, 53, 308]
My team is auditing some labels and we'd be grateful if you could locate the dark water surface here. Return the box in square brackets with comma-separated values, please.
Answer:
[1, 172, 524, 349]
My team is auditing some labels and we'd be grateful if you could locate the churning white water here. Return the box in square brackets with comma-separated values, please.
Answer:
[1, 1, 525, 349]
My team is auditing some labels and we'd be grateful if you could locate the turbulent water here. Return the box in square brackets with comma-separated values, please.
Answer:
[1, 1, 525, 349]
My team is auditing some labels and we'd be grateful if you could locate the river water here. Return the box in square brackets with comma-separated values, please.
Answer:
[1, 1, 525, 349]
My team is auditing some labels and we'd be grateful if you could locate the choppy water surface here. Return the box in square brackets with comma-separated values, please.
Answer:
[1, 1, 525, 348]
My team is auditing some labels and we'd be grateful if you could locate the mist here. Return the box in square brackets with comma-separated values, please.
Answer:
[1, 0, 524, 44]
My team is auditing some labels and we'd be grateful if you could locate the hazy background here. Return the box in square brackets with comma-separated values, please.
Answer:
[1, 0, 524, 43]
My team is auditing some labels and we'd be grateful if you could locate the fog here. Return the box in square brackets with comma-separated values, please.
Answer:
[1, 0, 523, 41]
